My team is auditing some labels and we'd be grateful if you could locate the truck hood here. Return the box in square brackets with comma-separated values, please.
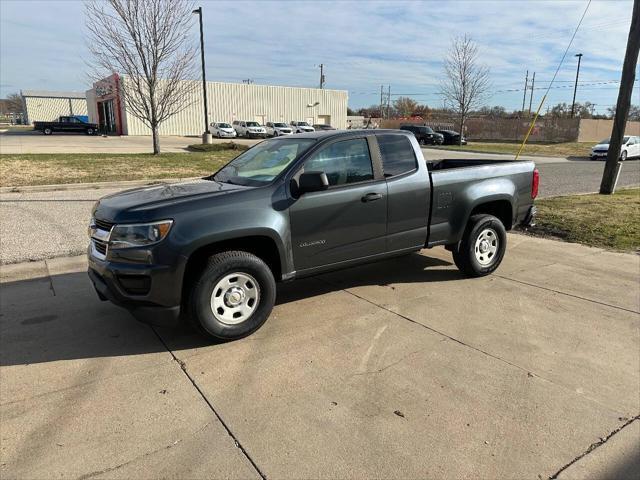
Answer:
[94, 179, 251, 220]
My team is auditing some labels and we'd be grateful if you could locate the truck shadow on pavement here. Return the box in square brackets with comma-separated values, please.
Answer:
[1, 253, 456, 367]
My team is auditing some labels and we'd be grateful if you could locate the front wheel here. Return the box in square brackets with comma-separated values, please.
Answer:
[620, 150, 627, 161]
[86, 128, 94, 135]
[43, 128, 52, 135]
[452, 214, 507, 277]
[188, 251, 276, 340]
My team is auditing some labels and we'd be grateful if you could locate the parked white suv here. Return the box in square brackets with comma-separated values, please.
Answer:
[265, 122, 293, 137]
[233, 121, 267, 138]
[590, 135, 640, 161]
[290, 121, 315, 134]
[210, 122, 237, 138]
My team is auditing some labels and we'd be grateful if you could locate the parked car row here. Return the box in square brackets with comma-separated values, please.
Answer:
[399, 124, 467, 146]
[210, 120, 337, 138]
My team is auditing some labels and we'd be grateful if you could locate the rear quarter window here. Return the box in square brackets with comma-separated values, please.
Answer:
[377, 134, 418, 177]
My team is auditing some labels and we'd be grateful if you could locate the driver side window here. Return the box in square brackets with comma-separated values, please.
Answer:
[304, 138, 374, 186]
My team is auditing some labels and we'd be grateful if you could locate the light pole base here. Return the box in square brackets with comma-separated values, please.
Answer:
[202, 132, 212, 144]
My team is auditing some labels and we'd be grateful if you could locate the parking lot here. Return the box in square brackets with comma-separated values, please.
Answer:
[1, 234, 638, 479]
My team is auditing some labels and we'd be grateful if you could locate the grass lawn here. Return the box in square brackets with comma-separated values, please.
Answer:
[529, 188, 640, 251]
[0, 151, 240, 187]
[437, 141, 592, 158]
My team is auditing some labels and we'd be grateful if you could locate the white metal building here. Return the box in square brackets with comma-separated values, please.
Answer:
[86, 74, 348, 135]
[21, 90, 88, 124]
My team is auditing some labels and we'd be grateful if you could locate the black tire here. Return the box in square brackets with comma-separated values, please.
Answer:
[43, 128, 52, 135]
[188, 251, 276, 340]
[86, 128, 94, 135]
[452, 214, 507, 277]
[419, 138, 427, 146]
[620, 150, 627, 161]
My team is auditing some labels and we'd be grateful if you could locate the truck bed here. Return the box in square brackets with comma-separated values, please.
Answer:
[426, 159, 536, 246]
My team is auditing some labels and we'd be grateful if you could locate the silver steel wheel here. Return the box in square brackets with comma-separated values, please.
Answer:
[474, 228, 499, 266]
[210, 272, 260, 325]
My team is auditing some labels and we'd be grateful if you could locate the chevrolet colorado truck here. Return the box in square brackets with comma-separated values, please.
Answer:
[88, 130, 538, 340]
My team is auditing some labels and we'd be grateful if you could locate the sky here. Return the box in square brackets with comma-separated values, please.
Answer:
[1, 0, 638, 114]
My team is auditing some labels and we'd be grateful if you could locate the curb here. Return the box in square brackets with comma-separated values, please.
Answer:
[0, 255, 87, 284]
[0, 176, 202, 194]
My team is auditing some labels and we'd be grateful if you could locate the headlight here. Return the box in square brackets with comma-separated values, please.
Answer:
[109, 220, 173, 249]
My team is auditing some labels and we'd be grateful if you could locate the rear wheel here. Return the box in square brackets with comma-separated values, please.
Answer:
[43, 128, 52, 135]
[86, 128, 94, 135]
[452, 214, 507, 277]
[188, 251, 276, 340]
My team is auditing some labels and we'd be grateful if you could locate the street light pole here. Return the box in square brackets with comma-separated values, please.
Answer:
[571, 53, 583, 118]
[192, 6, 211, 143]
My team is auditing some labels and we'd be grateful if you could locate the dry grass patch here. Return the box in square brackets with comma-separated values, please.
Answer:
[0, 152, 239, 187]
[437, 141, 592, 158]
[528, 188, 640, 252]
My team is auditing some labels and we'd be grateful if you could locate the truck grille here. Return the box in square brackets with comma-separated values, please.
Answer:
[93, 240, 108, 255]
[95, 218, 114, 231]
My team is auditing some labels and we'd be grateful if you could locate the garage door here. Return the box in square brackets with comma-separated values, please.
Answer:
[316, 115, 331, 125]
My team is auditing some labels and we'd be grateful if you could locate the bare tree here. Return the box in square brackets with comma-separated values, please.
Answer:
[85, 0, 197, 154]
[6, 93, 24, 114]
[440, 35, 490, 145]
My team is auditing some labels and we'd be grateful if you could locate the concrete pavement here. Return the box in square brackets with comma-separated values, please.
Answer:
[1, 234, 638, 479]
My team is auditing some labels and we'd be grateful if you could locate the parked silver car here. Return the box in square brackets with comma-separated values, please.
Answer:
[265, 122, 293, 137]
[210, 122, 237, 138]
[233, 120, 267, 138]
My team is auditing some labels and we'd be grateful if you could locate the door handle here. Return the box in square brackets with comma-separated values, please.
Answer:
[361, 192, 383, 202]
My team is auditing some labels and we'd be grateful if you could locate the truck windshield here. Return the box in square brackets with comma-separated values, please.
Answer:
[213, 138, 316, 186]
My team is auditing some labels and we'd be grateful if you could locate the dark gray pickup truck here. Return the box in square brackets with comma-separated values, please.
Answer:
[88, 130, 538, 340]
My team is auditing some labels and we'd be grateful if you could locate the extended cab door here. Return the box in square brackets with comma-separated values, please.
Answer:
[289, 136, 388, 271]
[377, 133, 430, 251]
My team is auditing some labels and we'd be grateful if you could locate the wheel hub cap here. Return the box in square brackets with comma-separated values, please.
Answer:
[211, 273, 260, 325]
[224, 287, 245, 307]
[474, 228, 499, 266]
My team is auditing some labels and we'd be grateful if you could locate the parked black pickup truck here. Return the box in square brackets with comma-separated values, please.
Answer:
[33, 116, 99, 135]
[88, 130, 538, 340]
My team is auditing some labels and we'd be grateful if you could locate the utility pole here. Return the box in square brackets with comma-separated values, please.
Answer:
[600, 0, 639, 194]
[387, 85, 391, 119]
[380, 85, 384, 118]
[528, 72, 536, 115]
[318, 64, 325, 89]
[192, 6, 210, 142]
[571, 53, 583, 118]
[522, 70, 529, 113]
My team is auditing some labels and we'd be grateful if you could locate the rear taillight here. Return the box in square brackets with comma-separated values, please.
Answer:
[531, 168, 539, 199]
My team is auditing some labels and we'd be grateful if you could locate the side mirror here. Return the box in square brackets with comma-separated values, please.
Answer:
[298, 171, 329, 194]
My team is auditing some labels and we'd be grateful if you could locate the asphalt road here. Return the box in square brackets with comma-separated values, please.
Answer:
[2, 236, 638, 478]
[1, 158, 639, 264]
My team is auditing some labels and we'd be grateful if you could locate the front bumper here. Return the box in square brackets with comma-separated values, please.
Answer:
[87, 248, 183, 328]
[218, 131, 236, 137]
